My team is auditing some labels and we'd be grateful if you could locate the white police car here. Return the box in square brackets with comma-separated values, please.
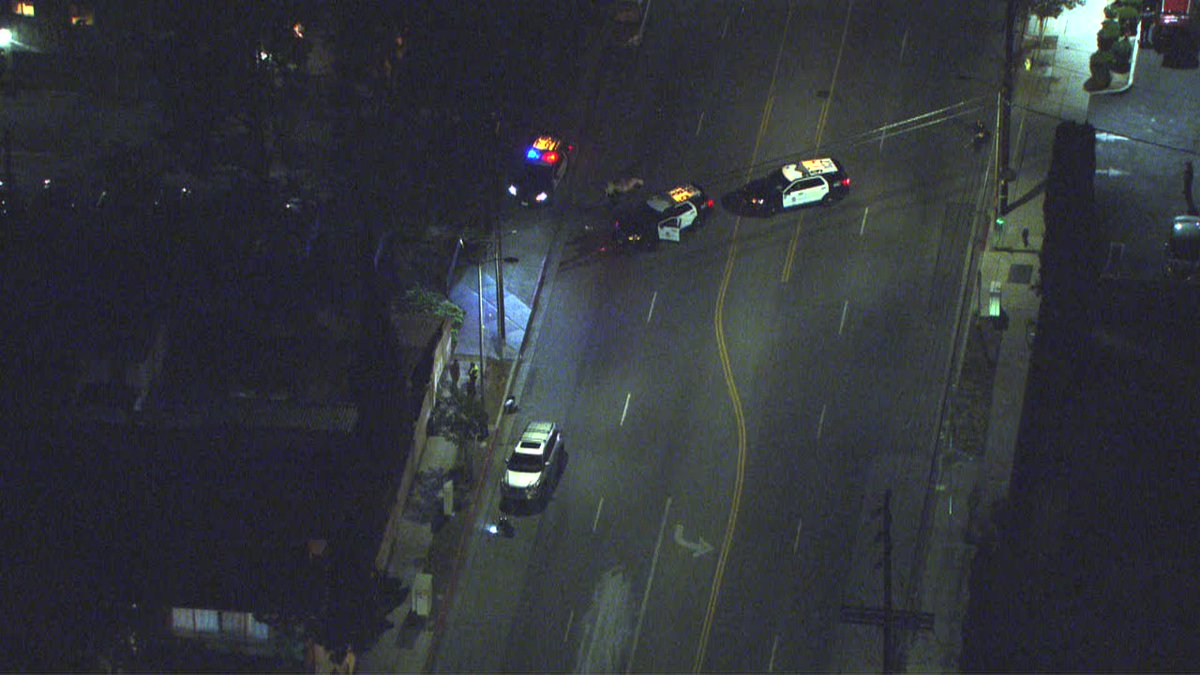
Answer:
[737, 157, 851, 214]
[507, 135, 573, 206]
[613, 183, 714, 249]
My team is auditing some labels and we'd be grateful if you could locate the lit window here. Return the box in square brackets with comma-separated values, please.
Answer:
[69, 3, 94, 26]
[249, 614, 270, 640]
[171, 607, 220, 634]
[221, 611, 247, 638]
[13, 1, 35, 16]
[171, 607, 194, 632]
[194, 609, 219, 633]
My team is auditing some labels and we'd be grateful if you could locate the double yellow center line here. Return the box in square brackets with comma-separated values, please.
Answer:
[693, 2, 795, 671]
[694, 2, 856, 671]
[780, 1, 854, 283]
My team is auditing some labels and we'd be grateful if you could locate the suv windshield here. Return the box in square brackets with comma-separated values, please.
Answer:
[509, 452, 544, 472]
[765, 170, 791, 191]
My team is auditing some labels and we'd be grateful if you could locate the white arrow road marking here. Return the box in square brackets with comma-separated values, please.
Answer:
[673, 523, 714, 558]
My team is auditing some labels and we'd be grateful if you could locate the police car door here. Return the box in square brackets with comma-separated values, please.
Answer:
[783, 177, 825, 208]
[657, 213, 681, 242]
[676, 203, 698, 232]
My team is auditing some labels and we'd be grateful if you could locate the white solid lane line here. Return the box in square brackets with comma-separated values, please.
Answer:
[817, 404, 827, 441]
[859, 206, 870, 237]
[647, 290, 658, 323]
[592, 496, 605, 533]
[620, 393, 632, 426]
[792, 517, 804, 554]
[696, 111, 705, 137]
[768, 634, 781, 672]
[564, 609, 574, 644]
[838, 300, 849, 335]
[627, 496, 673, 674]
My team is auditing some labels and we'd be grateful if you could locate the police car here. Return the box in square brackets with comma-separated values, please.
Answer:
[507, 135, 573, 206]
[501, 421, 564, 501]
[737, 157, 850, 214]
[613, 183, 714, 249]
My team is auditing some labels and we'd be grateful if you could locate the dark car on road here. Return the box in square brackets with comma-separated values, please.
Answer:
[1164, 214, 1200, 279]
[507, 135, 573, 206]
[612, 183, 713, 249]
[734, 157, 850, 215]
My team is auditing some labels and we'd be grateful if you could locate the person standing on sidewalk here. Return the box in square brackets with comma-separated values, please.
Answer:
[466, 362, 479, 399]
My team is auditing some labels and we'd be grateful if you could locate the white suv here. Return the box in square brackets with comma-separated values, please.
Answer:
[502, 421, 563, 501]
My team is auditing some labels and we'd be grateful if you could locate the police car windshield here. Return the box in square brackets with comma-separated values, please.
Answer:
[766, 169, 792, 190]
[520, 162, 552, 184]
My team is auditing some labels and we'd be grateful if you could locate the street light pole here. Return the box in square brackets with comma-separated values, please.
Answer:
[475, 254, 518, 391]
[998, 0, 1018, 215]
[493, 113, 507, 354]
[477, 263, 486, 385]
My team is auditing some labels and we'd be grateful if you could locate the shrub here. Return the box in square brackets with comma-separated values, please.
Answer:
[1097, 19, 1122, 50]
[1113, 5, 1140, 34]
[1085, 51, 1114, 90]
[401, 286, 465, 341]
[1110, 37, 1133, 72]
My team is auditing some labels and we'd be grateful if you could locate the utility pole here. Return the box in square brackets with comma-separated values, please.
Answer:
[493, 112, 507, 354]
[998, 0, 1018, 215]
[840, 490, 934, 674]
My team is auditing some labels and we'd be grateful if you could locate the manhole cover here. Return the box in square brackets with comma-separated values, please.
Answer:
[1008, 263, 1034, 285]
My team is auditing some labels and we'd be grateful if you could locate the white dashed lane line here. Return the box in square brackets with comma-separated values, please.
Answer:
[592, 496, 604, 533]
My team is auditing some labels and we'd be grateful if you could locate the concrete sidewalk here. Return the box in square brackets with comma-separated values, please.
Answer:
[905, 0, 1113, 671]
[449, 220, 556, 362]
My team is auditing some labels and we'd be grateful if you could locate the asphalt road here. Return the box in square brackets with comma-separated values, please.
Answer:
[435, 1, 1005, 672]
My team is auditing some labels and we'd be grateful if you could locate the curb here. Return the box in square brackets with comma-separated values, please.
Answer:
[1090, 25, 1142, 96]
[421, 224, 555, 673]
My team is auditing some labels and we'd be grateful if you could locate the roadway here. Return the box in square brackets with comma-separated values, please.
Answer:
[434, 1, 1004, 672]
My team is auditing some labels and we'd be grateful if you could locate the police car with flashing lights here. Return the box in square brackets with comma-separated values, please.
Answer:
[737, 157, 850, 214]
[613, 183, 714, 249]
[501, 421, 563, 501]
[507, 135, 573, 206]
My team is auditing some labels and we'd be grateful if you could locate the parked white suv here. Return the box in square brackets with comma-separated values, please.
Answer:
[502, 421, 563, 501]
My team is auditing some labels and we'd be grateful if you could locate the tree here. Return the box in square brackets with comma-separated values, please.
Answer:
[1029, 0, 1086, 44]
[152, 2, 313, 175]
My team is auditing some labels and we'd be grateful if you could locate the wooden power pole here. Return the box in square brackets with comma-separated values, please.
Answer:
[840, 490, 934, 674]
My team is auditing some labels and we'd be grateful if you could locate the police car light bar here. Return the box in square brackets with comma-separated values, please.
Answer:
[525, 147, 560, 164]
